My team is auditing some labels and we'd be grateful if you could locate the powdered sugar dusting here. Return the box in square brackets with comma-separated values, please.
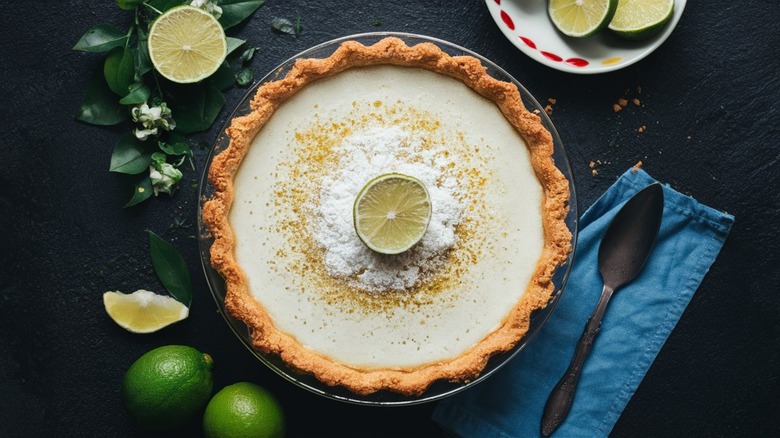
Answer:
[314, 125, 463, 291]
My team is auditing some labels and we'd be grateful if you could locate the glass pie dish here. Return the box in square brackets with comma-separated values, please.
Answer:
[197, 32, 578, 406]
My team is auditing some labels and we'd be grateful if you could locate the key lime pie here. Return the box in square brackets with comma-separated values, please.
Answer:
[202, 37, 571, 396]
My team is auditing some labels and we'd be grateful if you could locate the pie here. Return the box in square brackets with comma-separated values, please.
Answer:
[202, 37, 571, 396]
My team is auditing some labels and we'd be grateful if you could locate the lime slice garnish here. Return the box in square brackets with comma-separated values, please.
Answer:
[608, 0, 675, 40]
[548, 0, 619, 38]
[353, 173, 432, 255]
[103, 290, 188, 333]
[147, 5, 227, 84]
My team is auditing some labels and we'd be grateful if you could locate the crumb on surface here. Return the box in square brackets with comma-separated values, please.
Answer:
[632, 98, 641, 106]
[618, 98, 628, 107]
[613, 104, 622, 112]
[544, 105, 553, 115]
[632, 160, 643, 172]
[638, 125, 647, 133]
[547, 98, 557, 104]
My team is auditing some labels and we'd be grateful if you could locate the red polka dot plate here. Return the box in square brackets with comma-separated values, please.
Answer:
[485, 0, 687, 74]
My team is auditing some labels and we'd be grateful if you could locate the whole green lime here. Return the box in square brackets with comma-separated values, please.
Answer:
[121, 345, 214, 431]
[203, 382, 286, 438]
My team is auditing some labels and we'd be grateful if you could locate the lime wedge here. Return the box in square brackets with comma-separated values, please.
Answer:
[103, 290, 189, 333]
[353, 173, 432, 255]
[549, 0, 619, 38]
[147, 5, 227, 83]
[608, 0, 675, 40]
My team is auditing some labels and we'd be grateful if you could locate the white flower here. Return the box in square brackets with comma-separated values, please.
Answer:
[131, 102, 175, 141]
[190, 0, 222, 19]
[149, 153, 183, 196]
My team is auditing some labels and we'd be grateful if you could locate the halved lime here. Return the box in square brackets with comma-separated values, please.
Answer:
[608, 0, 675, 40]
[549, 0, 619, 38]
[147, 5, 227, 83]
[103, 290, 189, 333]
[353, 173, 432, 255]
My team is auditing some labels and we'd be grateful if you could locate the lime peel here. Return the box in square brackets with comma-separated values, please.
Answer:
[608, 0, 675, 40]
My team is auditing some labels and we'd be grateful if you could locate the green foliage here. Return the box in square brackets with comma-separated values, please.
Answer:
[76, 68, 129, 125]
[73, 0, 266, 207]
[73, 24, 128, 52]
[125, 175, 153, 207]
[219, 0, 267, 29]
[167, 81, 225, 134]
[110, 133, 153, 174]
[148, 230, 192, 307]
[104, 47, 136, 96]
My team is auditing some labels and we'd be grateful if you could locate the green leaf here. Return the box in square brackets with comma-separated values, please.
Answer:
[148, 230, 192, 307]
[146, 0, 185, 13]
[236, 68, 253, 87]
[208, 61, 236, 91]
[168, 81, 225, 134]
[219, 0, 266, 29]
[73, 24, 128, 52]
[158, 139, 191, 156]
[75, 68, 128, 125]
[119, 83, 151, 105]
[271, 17, 295, 35]
[134, 25, 152, 76]
[117, 0, 144, 10]
[239, 47, 256, 64]
[110, 133, 153, 174]
[226, 37, 246, 56]
[104, 47, 135, 96]
[124, 175, 153, 207]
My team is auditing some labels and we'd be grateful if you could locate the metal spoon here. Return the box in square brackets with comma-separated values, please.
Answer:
[540, 183, 664, 437]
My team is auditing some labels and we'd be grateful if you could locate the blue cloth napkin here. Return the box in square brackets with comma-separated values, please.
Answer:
[432, 168, 734, 437]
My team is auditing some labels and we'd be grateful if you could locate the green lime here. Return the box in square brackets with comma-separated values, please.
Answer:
[121, 345, 214, 431]
[548, 0, 619, 38]
[608, 0, 675, 40]
[148, 5, 227, 83]
[203, 382, 286, 438]
[353, 173, 432, 255]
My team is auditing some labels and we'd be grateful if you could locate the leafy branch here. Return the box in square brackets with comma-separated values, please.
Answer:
[73, 0, 265, 207]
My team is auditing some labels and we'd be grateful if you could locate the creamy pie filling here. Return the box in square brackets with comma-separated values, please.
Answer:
[203, 37, 571, 395]
[230, 65, 544, 369]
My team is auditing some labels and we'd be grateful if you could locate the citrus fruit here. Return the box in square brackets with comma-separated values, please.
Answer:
[103, 289, 188, 333]
[122, 345, 214, 431]
[147, 5, 227, 83]
[608, 0, 675, 40]
[203, 382, 286, 438]
[353, 173, 432, 255]
[548, 0, 619, 38]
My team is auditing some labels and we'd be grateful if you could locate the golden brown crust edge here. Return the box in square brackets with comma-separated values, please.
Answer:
[202, 37, 572, 396]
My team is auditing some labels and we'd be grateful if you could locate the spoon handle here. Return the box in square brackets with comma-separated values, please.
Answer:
[541, 285, 614, 437]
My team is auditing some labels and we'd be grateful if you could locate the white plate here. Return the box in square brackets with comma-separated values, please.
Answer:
[485, 0, 687, 74]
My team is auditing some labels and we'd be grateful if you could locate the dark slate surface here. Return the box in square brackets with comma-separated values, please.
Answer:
[1, 1, 778, 436]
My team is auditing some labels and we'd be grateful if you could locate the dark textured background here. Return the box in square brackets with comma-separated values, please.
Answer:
[1, 1, 778, 436]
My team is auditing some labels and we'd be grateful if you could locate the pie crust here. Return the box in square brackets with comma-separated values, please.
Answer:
[202, 37, 571, 396]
